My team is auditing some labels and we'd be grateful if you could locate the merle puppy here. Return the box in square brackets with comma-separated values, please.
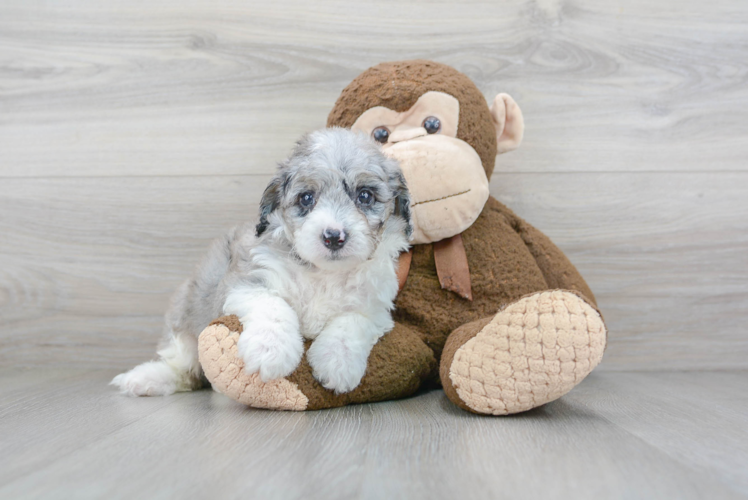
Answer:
[112, 128, 411, 396]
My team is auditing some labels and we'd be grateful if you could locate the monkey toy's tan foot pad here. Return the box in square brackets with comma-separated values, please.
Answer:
[198, 316, 309, 411]
[440, 290, 606, 415]
[198, 316, 436, 411]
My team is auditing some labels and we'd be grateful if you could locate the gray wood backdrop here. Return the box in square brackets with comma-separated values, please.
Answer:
[1, 0, 746, 371]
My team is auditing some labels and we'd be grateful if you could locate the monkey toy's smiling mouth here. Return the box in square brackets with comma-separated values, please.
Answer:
[383, 135, 490, 245]
[411, 189, 472, 208]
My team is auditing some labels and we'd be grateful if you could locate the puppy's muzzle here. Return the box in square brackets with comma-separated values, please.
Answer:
[322, 229, 346, 251]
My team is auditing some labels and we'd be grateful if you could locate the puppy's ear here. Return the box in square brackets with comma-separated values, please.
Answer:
[390, 171, 412, 240]
[255, 172, 285, 237]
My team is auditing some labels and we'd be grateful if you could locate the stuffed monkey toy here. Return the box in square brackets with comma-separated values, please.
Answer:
[198, 60, 606, 415]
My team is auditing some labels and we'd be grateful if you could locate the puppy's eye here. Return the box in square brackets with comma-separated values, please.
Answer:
[372, 126, 390, 144]
[357, 189, 374, 206]
[299, 192, 315, 208]
[422, 116, 441, 134]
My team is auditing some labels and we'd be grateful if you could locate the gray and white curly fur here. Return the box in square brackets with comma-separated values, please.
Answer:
[112, 128, 412, 396]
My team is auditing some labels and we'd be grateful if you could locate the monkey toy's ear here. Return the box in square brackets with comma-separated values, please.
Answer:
[490, 93, 525, 154]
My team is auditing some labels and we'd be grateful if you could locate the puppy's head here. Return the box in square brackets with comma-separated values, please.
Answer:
[256, 128, 411, 271]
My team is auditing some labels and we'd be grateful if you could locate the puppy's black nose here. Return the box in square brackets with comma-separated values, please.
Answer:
[322, 229, 346, 250]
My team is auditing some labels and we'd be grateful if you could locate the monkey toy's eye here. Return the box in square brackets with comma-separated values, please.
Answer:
[423, 116, 441, 134]
[372, 126, 390, 144]
[299, 191, 315, 208]
[357, 189, 374, 206]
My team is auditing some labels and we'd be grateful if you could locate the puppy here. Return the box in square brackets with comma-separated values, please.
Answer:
[111, 128, 411, 396]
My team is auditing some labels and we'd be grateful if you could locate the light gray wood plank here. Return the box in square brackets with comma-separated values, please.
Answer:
[0, 369, 179, 487]
[2, 172, 746, 370]
[0, 367, 89, 398]
[0, 370, 744, 499]
[566, 371, 748, 494]
[1, 0, 746, 178]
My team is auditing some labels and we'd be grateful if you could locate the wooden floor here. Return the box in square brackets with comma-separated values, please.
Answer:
[0, 369, 746, 499]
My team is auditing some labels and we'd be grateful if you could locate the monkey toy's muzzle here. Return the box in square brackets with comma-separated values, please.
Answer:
[383, 135, 489, 245]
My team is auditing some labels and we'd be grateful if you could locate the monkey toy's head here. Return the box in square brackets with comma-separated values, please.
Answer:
[327, 60, 524, 245]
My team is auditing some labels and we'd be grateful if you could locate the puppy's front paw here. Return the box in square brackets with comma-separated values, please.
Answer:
[237, 321, 304, 382]
[307, 336, 368, 394]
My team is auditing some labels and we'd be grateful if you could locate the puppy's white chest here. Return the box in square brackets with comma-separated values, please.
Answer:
[292, 279, 356, 339]
[299, 298, 336, 339]
[285, 263, 394, 340]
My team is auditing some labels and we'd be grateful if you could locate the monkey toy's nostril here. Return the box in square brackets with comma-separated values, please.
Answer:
[322, 229, 346, 251]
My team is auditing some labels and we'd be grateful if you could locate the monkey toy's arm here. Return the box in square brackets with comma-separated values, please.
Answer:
[198, 317, 435, 411]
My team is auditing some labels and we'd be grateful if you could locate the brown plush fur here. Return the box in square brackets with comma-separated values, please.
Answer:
[393, 197, 596, 362]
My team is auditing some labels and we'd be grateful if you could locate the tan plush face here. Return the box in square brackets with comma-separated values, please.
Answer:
[352, 91, 489, 244]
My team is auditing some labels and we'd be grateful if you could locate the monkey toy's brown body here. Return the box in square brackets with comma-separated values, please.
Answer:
[198, 61, 606, 415]
[399, 196, 608, 413]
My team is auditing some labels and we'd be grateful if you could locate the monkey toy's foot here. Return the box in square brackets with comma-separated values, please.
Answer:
[440, 290, 607, 415]
[198, 316, 435, 411]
